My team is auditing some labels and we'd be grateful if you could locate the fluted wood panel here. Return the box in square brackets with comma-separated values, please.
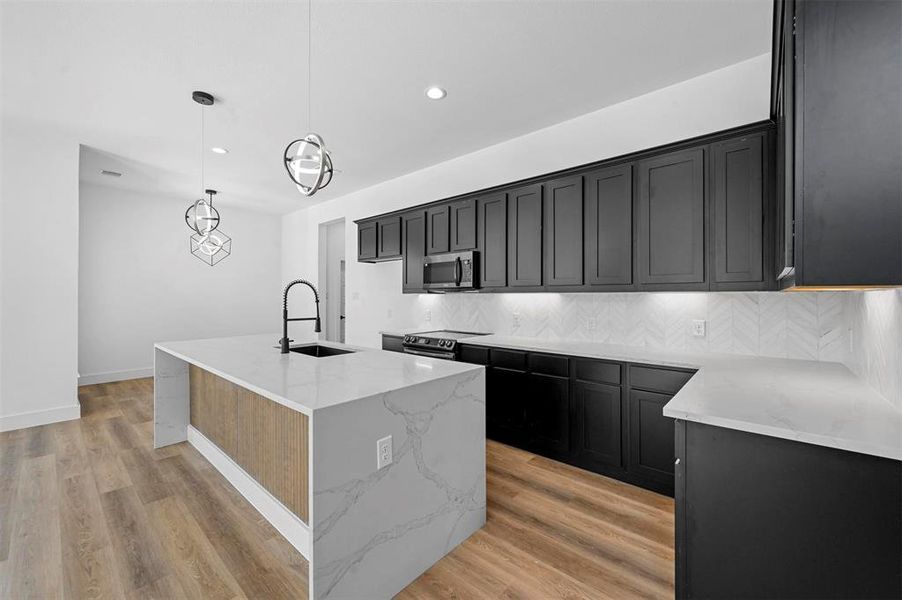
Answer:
[189, 366, 309, 523]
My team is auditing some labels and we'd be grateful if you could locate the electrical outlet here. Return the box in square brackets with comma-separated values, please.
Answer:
[512, 311, 521, 328]
[377, 435, 393, 470]
[425, 309, 432, 322]
[691, 319, 706, 338]
[587, 317, 597, 331]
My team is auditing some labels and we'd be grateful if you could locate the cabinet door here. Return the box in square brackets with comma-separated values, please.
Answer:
[544, 176, 584, 286]
[358, 220, 377, 261]
[712, 134, 765, 286]
[508, 184, 543, 287]
[572, 380, 622, 469]
[637, 148, 706, 287]
[526, 372, 570, 456]
[486, 367, 526, 445]
[478, 193, 508, 288]
[628, 389, 675, 485]
[449, 199, 477, 251]
[585, 165, 633, 286]
[377, 217, 401, 259]
[401, 211, 426, 292]
[426, 205, 450, 255]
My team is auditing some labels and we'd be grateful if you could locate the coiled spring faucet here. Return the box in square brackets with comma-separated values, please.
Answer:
[280, 279, 321, 354]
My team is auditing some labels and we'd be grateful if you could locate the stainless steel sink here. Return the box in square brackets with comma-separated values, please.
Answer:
[288, 344, 354, 358]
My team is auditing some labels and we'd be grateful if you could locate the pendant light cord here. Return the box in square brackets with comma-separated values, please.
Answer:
[307, 0, 312, 131]
[200, 101, 205, 197]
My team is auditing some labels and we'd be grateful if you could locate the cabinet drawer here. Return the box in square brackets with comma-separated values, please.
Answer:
[491, 349, 527, 371]
[528, 353, 569, 377]
[381, 335, 404, 353]
[459, 345, 489, 365]
[630, 365, 694, 394]
[574, 359, 621, 386]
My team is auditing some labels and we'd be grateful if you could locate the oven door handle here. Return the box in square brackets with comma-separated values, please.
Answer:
[403, 347, 456, 360]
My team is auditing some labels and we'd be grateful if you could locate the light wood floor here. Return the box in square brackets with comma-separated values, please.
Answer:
[0, 378, 674, 599]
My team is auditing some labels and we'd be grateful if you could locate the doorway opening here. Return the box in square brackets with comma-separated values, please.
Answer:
[318, 219, 346, 343]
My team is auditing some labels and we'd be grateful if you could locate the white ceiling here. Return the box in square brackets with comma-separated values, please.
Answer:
[2, 1, 772, 214]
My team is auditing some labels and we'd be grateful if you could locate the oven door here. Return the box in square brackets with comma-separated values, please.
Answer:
[402, 347, 456, 360]
[422, 251, 477, 290]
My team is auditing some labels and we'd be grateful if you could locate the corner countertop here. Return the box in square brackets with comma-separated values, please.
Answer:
[460, 335, 902, 461]
[155, 333, 483, 416]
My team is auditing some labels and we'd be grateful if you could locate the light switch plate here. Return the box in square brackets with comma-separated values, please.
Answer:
[425, 309, 432, 322]
[377, 435, 392, 470]
[587, 317, 597, 331]
[512, 311, 521, 328]
[692, 319, 706, 338]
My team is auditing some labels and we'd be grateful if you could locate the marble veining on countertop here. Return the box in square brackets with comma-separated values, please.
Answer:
[462, 334, 902, 461]
[155, 333, 483, 416]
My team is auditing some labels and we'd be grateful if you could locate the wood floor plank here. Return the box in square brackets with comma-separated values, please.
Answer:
[105, 415, 141, 452]
[126, 574, 188, 600]
[145, 495, 245, 600]
[119, 446, 172, 504]
[59, 472, 125, 599]
[0, 430, 25, 562]
[100, 486, 169, 592]
[54, 418, 92, 481]
[7, 454, 64, 598]
[81, 416, 133, 494]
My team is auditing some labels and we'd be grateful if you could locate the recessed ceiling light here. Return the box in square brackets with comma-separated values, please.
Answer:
[100, 170, 122, 177]
[211, 147, 229, 155]
[425, 86, 447, 100]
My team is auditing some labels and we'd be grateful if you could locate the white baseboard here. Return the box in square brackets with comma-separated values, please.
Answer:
[0, 403, 81, 432]
[187, 425, 311, 559]
[78, 367, 153, 386]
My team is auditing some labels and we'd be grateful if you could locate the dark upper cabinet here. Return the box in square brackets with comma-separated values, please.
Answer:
[628, 389, 675, 486]
[637, 148, 706, 289]
[572, 380, 622, 470]
[508, 184, 543, 287]
[401, 211, 426, 292]
[449, 199, 477, 251]
[478, 193, 508, 288]
[776, 0, 902, 286]
[710, 133, 768, 289]
[377, 217, 401, 259]
[426, 205, 450, 255]
[584, 165, 634, 287]
[357, 220, 377, 261]
[544, 176, 584, 287]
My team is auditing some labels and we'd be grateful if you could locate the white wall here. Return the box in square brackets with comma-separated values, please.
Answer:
[282, 54, 773, 348]
[0, 122, 82, 431]
[847, 290, 902, 409]
[78, 182, 282, 384]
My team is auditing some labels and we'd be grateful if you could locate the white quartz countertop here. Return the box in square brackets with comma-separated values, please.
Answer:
[461, 335, 902, 461]
[155, 333, 483, 416]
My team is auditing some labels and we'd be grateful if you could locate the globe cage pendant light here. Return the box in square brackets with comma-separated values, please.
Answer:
[283, 0, 334, 197]
[187, 91, 231, 266]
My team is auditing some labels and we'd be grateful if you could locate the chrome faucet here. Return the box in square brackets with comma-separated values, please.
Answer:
[280, 279, 321, 354]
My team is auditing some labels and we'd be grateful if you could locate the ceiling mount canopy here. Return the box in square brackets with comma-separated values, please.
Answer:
[282, 0, 334, 198]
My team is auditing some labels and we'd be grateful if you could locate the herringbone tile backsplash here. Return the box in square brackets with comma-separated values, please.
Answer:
[411, 289, 901, 408]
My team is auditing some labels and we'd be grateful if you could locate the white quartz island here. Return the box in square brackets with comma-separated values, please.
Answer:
[153, 333, 486, 600]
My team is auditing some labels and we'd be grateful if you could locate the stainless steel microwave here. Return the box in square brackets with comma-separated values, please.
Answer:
[423, 251, 479, 290]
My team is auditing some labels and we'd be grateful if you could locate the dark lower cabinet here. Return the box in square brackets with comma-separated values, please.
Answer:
[486, 366, 527, 446]
[572, 380, 622, 469]
[628, 389, 676, 486]
[478, 193, 508, 288]
[676, 420, 902, 599]
[381, 335, 403, 353]
[525, 372, 570, 456]
[401, 211, 426, 292]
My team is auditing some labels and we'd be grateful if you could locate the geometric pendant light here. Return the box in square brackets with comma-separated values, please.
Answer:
[187, 91, 231, 265]
[283, 0, 334, 197]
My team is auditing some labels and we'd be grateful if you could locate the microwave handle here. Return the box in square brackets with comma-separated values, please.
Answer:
[454, 257, 462, 286]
